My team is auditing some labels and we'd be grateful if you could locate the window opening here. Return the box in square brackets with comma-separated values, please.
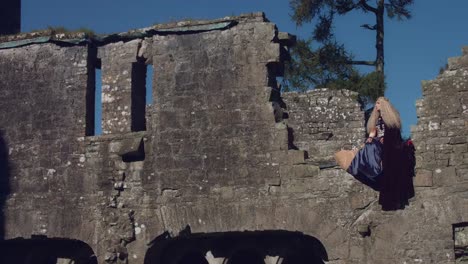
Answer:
[131, 59, 147, 131]
[86, 47, 101, 136]
[454, 222, 468, 262]
[146, 64, 153, 105]
[94, 67, 102, 135]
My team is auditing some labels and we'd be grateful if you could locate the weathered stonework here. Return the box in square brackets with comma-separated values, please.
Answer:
[282, 89, 365, 164]
[0, 12, 467, 264]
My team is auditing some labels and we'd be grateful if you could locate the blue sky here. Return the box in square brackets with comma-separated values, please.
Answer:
[22, 0, 468, 136]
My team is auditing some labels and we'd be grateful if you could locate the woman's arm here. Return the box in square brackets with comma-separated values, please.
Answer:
[367, 128, 376, 143]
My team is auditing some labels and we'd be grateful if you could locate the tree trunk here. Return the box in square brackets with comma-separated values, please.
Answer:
[375, 0, 384, 74]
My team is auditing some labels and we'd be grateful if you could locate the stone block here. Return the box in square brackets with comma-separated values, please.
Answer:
[448, 55, 468, 70]
[350, 192, 376, 209]
[265, 176, 281, 186]
[277, 31, 296, 46]
[427, 137, 450, 145]
[258, 87, 273, 102]
[265, 43, 280, 63]
[450, 136, 467, 145]
[128, 161, 144, 171]
[114, 160, 128, 170]
[271, 151, 288, 165]
[442, 118, 465, 128]
[449, 153, 464, 166]
[290, 164, 320, 178]
[434, 144, 453, 154]
[287, 150, 305, 165]
[433, 166, 458, 186]
[414, 170, 433, 187]
[458, 168, 468, 181]
[415, 155, 424, 169]
[264, 256, 280, 264]
[117, 137, 144, 156]
[279, 165, 292, 178]
[273, 123, 289, 150]
[357, 224, 371, 237]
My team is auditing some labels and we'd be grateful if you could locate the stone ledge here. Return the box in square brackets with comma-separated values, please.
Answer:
[0, 12, 268, 47]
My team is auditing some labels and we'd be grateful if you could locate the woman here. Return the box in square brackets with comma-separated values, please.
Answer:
[337, 97, 414, 210]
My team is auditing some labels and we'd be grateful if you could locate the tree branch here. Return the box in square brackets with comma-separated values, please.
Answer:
[347, 60, 376, 66]
[360, 24, 377, 30]
[359, 0, 377, 13]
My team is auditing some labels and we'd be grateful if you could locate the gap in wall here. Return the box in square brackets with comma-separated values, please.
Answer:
[131, 58, 147, 131]
[146, 64, 153, 105]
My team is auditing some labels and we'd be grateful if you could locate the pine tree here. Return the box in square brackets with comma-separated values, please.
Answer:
[284, 0, 414, 104]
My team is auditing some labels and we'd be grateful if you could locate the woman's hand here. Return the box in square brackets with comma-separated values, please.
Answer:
[379, 137, 384, 144]
[367, 129, 376, 144]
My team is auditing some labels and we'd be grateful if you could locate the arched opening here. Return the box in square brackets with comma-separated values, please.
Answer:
[282, 251, 324, 264]
[144, 230, 328, 264]
[177, 251, 209, 264]
[228, 249, 264, 264]
[0, 237, 97, 264]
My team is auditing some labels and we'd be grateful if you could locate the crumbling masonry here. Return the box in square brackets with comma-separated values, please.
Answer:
[0, 13, 467, 264]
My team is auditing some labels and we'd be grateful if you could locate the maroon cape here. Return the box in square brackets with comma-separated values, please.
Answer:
[378, 127, 415, 211]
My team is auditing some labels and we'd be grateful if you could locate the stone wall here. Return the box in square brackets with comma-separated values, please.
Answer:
[277, 49, 468, 263]
[0, 12, 467, 264]
[0, 43, 93, 240]
[282, 89, 365, 164]
[410, 48, 468, 262]
[0, 13, 306, 264]
[412, 49, 468, 186]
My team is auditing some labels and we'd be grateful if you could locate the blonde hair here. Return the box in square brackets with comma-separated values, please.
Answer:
[367, 97, 401, 133]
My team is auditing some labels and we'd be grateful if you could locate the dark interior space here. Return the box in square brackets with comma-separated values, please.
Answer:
[228, 249, 264, 264]
[177, 251, 209, 264]
[0, 237, 97, 264]
[282, 250, 325, 264]
[453, 222, 468, 261]
[144, 229, 328, 264]
[0, 130, 11, 240]
[121, 138, 145, 162]
[131, 58, 147, 132]
[86, 46, 100, 136]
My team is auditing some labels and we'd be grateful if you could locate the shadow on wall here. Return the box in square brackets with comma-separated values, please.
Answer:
[144, 229, 328, 264]
[0, 237, 98, 264]
[287, 126, 299, 150]
[0, 130, 11, 240]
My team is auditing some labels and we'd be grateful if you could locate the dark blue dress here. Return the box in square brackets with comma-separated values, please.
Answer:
[347, 117, 385, 190]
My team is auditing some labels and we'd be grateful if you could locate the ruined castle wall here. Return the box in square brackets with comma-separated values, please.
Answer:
[98, 39, 147, 134]
[354, 50, 468, 263]
[413, 50, 468, 185]
[148, 22, 282, 195]
[278, 71, 468, 263]
[0, 44, 99, 240]
[282, 89, 365, 162]
[0, 13, 467, 264]
[277, 50, 468, 263]
[0, 15, 376, 263]
[0, 13, 297, 263]
[76, 16, 292, 262]
[408, 49, 468, 262]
